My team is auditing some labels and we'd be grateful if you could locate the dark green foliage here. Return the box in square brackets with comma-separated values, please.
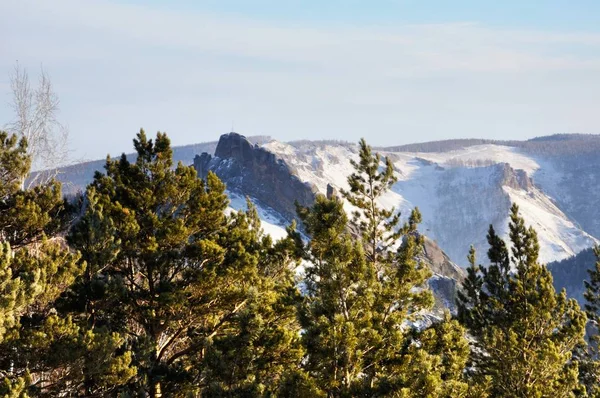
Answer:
[396, 313, 484, 398]
[549, 247, 597, 305]
[196, 203, 306, 397]
[584, 246, 600, 335]
[578, 246, 600, 397]
[0, 131, 88, 396]
[64, 130, 304, 396]
[458, 203, 587, 397]
[4, 128, 599, 397]
[297, 139, 472, 397]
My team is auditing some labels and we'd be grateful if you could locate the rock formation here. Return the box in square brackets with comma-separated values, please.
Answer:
[194, 133, 317, 220]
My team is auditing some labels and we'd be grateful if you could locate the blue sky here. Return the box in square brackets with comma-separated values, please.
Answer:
[120, 1, 600, 31]
[1, 0, 600, 162]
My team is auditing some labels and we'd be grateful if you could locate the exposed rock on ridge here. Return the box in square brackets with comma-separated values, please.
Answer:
[498, 163, 533, 191]
[194, 133, 317, 220]
[421, 238, 465, 313]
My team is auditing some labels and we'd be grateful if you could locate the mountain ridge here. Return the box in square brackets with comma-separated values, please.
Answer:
[40, 132, 600, 268]
[35, 131, 600, 317]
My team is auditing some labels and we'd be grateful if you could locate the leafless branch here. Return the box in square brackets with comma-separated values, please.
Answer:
[5, 62, 72, 187]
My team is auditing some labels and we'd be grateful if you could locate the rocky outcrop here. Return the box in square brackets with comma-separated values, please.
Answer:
[428, 276, 460, 314]
[420, 237, 465, 314]
[194, 133, 317, 220]
[422, 238, 465, 282]
[326, 183, 339, 200]
[498, 163, 533, 191]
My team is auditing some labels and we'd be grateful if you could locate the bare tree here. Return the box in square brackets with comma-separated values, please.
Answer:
[5, 62, 70, 187]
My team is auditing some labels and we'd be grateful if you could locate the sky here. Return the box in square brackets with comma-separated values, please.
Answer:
[1, 0, 600, 162]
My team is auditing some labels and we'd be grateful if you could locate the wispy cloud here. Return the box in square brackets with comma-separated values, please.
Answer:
[6, 0, 600, 72]
[1, 0, 600, 159]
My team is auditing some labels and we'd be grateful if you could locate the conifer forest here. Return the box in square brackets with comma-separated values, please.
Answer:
[2, 128, 600, 397]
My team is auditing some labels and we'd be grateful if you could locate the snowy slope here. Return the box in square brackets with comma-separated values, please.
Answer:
[263, 141, 597, 266]
[49, 134, 598, 267]
[504, 187, 593, 261]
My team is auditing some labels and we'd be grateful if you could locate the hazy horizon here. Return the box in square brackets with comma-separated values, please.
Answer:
[2, 0, 600, 162]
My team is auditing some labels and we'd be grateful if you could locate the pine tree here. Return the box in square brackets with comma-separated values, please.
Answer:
[297, 194, 369, 396]
[584, 246, 600, 342]
[458, 203, 587, 397]
[0, 131, 96, 396]
[580, 245, 600, 397]
[197, 202, 306, 396]
[65, 130, 304, 396]
[398, 313, 483, 397]
[297, 139, 472, 397]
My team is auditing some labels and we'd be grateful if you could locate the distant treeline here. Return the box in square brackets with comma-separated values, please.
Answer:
[382, 133, 600, 157]
[549, 247, 598, 304]
[287, 138, 355, 149]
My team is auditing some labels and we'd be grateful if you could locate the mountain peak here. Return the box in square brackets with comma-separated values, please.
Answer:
[195, 135, 316, 220]
[214, 132, 254, 162]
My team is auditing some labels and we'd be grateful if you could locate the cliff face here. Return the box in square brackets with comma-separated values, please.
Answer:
[194, 133, 317, 220]
[194, 134, 464, 314]
[422, 238, 465, 282]
[498, 163, 533, 191]
[421, 237, 465, 313]
[32, 134, 600, 317]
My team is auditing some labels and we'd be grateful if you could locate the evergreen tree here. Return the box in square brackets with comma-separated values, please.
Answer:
[0, 131, 125, 396]
[197, 203, 306, 396]
[399, 313, 484, 397]
[580, 245, 600, 397]
[65, 130, 304, 396]
[458, 204, 587, 397]
[584, 246, 600, 343]
[297, 139, 472, 397]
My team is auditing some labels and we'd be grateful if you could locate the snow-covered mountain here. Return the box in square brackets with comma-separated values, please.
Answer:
[192, 133, 467, 313]
[48, 132, 600, 310]
[261, 138, 597, 266]
[52, 132, 600, 268]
